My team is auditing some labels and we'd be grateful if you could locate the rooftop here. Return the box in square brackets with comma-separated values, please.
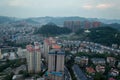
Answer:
[91, 58, 105, 61]
[86, 67, 95, 73]
[49, 49, 65, 55]
[52, 44, 61, 49]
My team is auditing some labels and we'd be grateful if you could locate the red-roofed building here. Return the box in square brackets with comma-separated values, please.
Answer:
[86, 67, 95, 75]
[52, 44, 61, 49]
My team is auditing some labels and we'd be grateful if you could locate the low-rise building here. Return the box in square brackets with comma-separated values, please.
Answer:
[75, 56, 88, 66]
[117, 61, 120, 68]
[109, 69, 119, 77]
[86, 67, 95, 75]
[17, 48, 27, 58]
[91, 58, 106, 65]
[107, 57, 116, 66]
[75, 57, 81, 64]
[96, 65, 105, 73]
[12, 75, 23, 80]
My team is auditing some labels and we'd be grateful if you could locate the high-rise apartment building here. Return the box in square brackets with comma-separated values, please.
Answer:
[84, 21, 101, 28]
[64, 21, 81, 32]
[47, 48, 65, 80]
[43, 39, 49, 62]
[43, 37, 56, 63]
[92, 21, 101, 28]
[26, 42, 41, 73]
[84, 21, 91, 29]
[0, 49, 2, 59]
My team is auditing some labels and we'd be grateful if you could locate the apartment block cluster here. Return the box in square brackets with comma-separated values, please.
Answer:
[0, 37, 65, 80]
[22, 37, 64, 80]
[64, 21, 101, 32]
[43, 37, 65, 80]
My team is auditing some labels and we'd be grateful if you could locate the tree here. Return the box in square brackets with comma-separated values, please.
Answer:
[18, 70, 24, 74]
[23, 71, 29, 77]
[75, 27, 120, 46]
[3, 72, 14, 80]
[94, 72, 106, 80]
[34, 23, 72, 36]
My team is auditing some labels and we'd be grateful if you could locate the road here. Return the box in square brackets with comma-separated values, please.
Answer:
[72, 64, 88, 80]
[64, 66, 71, 80]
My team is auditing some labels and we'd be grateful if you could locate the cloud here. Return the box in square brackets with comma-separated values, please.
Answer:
[82, 3, 114, 10]
[8, 0, 29, 7]
[96, 4, 113, 9]
[82, 5, 93, 9]
[7, 0, 75, 9]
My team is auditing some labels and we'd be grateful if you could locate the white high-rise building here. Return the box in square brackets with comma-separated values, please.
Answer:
[0, 49, 2, 59]
[26, 43, 41, 73]
[43, 37, 56, 63]
[48, 49, 65, 80]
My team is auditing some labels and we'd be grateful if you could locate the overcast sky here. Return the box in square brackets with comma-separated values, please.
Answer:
[0, 0, 120, 19]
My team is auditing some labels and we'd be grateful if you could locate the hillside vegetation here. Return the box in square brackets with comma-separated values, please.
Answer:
[34, 23, 72, 36]
[76, 27, 120, 46]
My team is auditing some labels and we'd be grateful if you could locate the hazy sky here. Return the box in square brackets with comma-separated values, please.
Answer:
[0, 0, 120, 19]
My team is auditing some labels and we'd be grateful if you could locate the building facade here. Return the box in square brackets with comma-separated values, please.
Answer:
[48, 49, 65, 80]
[64, 21, 81, 32]
[26, 43, 41, 73]
[0, 49, 2, 59]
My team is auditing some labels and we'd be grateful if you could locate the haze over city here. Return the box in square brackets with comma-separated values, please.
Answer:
[0, 0, 120, 80]
[0, 0, 120, 19]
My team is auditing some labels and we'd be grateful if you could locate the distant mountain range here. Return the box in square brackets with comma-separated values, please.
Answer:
[0, 16, 120, 29]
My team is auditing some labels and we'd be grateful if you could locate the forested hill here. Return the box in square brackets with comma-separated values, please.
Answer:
[75, 27, 120, 46]
[34, 23, 72, 36]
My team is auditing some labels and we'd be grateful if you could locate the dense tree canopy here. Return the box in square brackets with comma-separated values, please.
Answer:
[75, 27, 120, 46]
[34, 23, 72, 36]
